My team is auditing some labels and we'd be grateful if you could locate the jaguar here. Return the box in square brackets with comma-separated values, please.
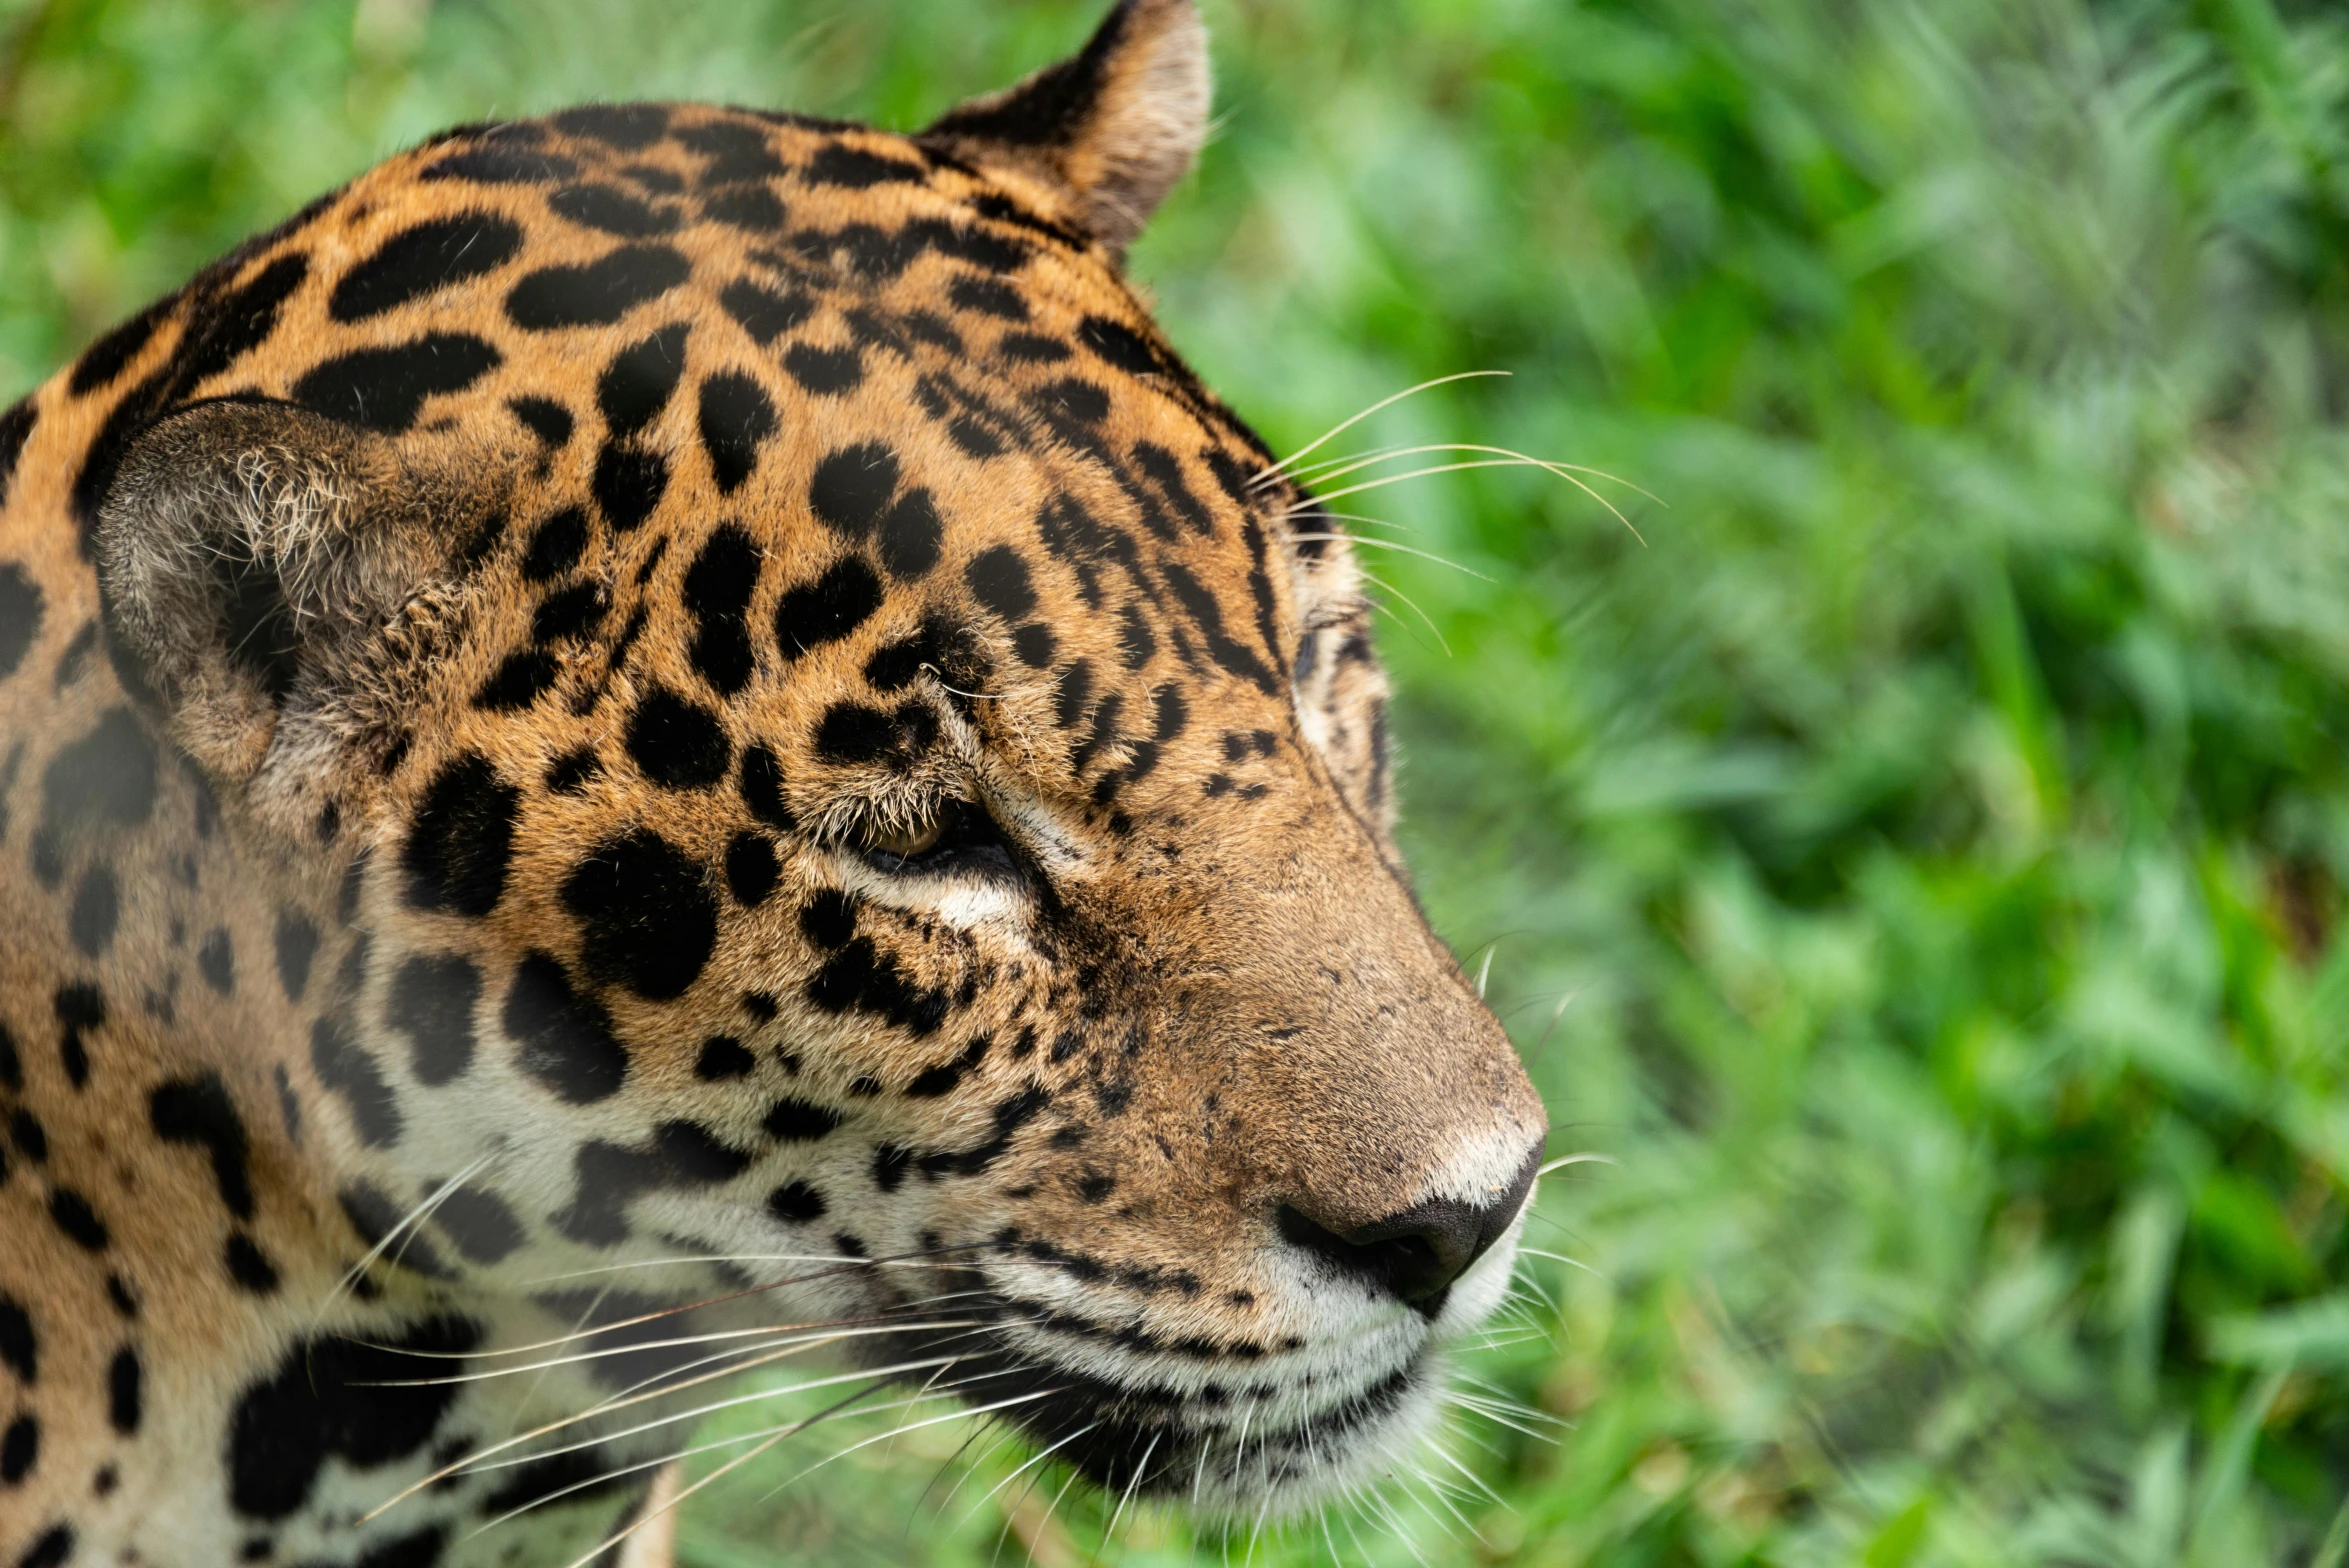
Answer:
[0, 2, 1546, 1563]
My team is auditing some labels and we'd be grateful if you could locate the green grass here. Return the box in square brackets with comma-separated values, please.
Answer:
[11, 0, 2349, 1561]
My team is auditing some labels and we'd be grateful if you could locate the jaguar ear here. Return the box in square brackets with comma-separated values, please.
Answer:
[94, 399, 496, 810]
[921, 0, 1210, 257]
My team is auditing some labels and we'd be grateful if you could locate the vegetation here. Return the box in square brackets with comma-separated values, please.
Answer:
[10, 0, 2349, 1561]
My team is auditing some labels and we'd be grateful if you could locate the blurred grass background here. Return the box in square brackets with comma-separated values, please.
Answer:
[11, 0, 2349, 1562]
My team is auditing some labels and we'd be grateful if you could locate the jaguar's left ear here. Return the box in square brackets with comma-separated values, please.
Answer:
[920, 0, 1210, 258]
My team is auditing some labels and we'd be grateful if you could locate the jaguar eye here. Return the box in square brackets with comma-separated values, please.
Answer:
[863, 816, 946, 859]
[853, 799, 1018, 878]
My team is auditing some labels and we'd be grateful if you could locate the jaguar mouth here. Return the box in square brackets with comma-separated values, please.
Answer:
[858, 1288, 1455, 1517]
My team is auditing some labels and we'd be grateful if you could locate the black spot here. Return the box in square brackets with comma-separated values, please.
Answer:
[274, 909, 319, 1001]
[14, 1526, 71, 1568]
[696, 1037, 754, 1080]
[1000, 333, 1071, 364]
[848, 493, 934, 588]
[505, 948, 629, 1107]
[597, 322, 691, 436]
[1, 1415, 35, 1483]
[521, 508, 591, 582]
[655, 1119, 750, 1183]
[964, 546, 1037, 621]
[806, 143, 926, 187]
[331, 213, 525, 321]
[0, 400, 33, 510]
[719, 278, 812, 343]
[48, 619, 96, 689]
[816, 699, 937, 769]
[739, 746, 796, 831]
[401, 755, 519, 917]
[225, 1233, 280, 1293]
[625, 688, 731, 790]
[562, 831, 718, 999]
[870, 1145, 911, 1192]
[70, 300, 170, 394]
[48, 1189, 108, 1250]
[0, 1297, 33, 1381]
[273, 1064, 302, 1144]
[531, 580, 609, 644]
[863, 622, 938, 691]
[804, 935, 948, 1035]
[703, 185, 789, 230]
[697, 372, 777, 495]
[433, 1186, 524, 1264]
[509, 396, 575, 449]
[66, 865, 117, 957]
[473, 649, 560, 710]
[312, 1017, 402, 1148]
[0, 1026, 16, 1092]
[1152, 687, 1189, 742]
[506, 244, 691, 330]
[1012, 624, 1055, 668]
[1038, 377, 1107, 423]
[808, 443, 899, 537]
[1078, 315, 1163, 376]
[339, 1181, 452, 1279]
[0, 564, 43, 681]
[149, 1074, 255, 1220]
[767, 1181, 827, 1223]
[546, 748, 603, 795]
[226, 1315, 481, 1519]
[424, 142, 580, 185]
[290, 334, 502, 431]
[592, 441, 669, 530]
[948, 275, 1026, 321]
[42, 708, 157, 833]
[677, 119, 786, 180]
[1077, 1174, 1115, 1204]
[799, 890, 856, 949]
[684, 523, 761, 696]
[783, 343, 862, 394]
[107, 1348, 140, 1434]
[775, 557, 883, 659]
[349, 1526, 448, 1568]
[763, 1097, 842, 1142]
[8, 1110, 40, 1162]
[107, 1276, 141, 1318]
[54, 985, 103, 1089]
[725, 832, 780, 907]
[550, 182, 680, 237]
[553, 103, 671, 148]
[387, 954, 482, 1086]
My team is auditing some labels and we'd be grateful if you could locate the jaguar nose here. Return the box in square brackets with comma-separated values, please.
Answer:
[1276, 1143, 1543, 1317]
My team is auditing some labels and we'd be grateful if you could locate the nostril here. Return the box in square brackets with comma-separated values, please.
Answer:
[1275, 1204, 1457, 1308]
[1276, 1145, 1543, 1317]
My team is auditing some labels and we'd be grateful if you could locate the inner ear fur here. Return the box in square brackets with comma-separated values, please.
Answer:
[921, 0, 1210, 257]
[95, 398, 497, 799]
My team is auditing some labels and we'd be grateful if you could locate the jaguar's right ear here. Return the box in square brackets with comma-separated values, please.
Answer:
[94, 400, 497, 810]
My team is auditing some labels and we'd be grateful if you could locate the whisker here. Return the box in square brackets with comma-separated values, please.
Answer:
[318, 1154, 497, 1320]
[1284, 533, 1495, 581]
[1515, 1245, 1603, 1277]
[1250, 371, 1511, 487]
[749, 1385, 1065, 1506]
[1535, 1153, 1615, 1178]
[1291, 441, 1661, 506]
[1288, 456, 1647, 543]
[1354, 570, 1450, 655]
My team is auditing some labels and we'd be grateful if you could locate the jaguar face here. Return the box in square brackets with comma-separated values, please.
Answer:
[52, 0, 1547, 1537]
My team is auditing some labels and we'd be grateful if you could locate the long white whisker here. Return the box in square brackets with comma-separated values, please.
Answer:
[1535, 1153, 1616, 1177]
[1286, 533, 1496, 581]
[1355, 570, 1450, 655]
[1292, 441, 1662, 504]
[319, 1154, 497, 1320]
[957, 1421, 1099, 1528]
[1251, 372, 1511, 486]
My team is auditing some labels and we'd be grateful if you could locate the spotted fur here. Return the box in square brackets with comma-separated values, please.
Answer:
[0, 4, 1544, 1565]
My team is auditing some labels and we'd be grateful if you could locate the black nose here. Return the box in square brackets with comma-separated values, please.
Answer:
[1277, 1144, 1542, 1316]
